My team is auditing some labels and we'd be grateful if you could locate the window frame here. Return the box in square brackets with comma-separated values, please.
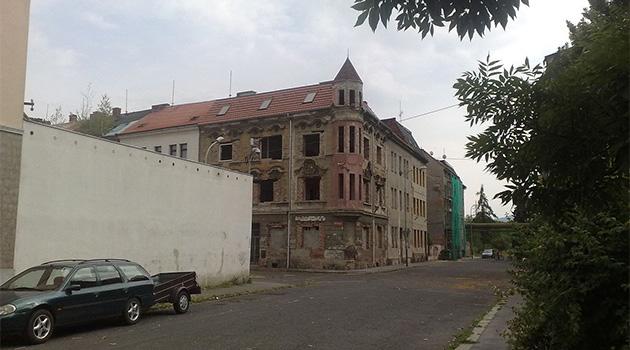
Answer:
[219, 143, 233, 161]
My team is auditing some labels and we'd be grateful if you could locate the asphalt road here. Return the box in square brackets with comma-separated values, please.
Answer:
[1, 259, 510, 350]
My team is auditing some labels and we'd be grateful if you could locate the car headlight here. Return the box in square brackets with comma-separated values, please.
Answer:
[0, 304, 16, 316]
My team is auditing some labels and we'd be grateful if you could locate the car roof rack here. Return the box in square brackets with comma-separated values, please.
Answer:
[78, 259, 131, 264]
[41, 258, 131, 265]
[41, 259, 86, 265]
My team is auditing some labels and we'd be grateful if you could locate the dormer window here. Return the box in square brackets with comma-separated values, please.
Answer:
[349, 90, 356, 105]
[217, 105, 230, 116]
[259, 98, 272, 110]
[338, 90, 345, 105]
[303, 92, 316, 103]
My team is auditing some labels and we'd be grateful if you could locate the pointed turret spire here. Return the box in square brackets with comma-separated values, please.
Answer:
[334, 58, 363, 83]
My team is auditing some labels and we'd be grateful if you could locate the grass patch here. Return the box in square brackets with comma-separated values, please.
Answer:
[445, 313, 485, 350]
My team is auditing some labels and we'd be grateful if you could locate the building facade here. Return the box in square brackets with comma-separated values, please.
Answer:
[425, 153, 466, 259]
[114, 59, 434, 269]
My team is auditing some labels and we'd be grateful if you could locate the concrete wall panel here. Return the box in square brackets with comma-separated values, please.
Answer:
[12, 122, 252, 286]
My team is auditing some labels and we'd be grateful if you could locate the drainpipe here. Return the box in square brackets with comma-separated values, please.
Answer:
[286, 115, 293, 269]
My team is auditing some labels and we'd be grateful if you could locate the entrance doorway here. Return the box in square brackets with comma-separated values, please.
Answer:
[250, 223, 260, 264]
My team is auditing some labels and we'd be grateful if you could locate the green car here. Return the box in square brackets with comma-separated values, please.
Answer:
[0, 259, 200, 344]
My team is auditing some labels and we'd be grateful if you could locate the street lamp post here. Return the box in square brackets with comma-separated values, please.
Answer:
[204, 136, 225, 164]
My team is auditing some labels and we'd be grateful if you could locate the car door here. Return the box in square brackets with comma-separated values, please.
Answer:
[55, 266, 101, 326]
[94, 264, 126, 317]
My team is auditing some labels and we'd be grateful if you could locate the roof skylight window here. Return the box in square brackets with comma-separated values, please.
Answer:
[303, 92, 317, 103]
[259, 98, 272, 110]
[217, 105, 230, 116]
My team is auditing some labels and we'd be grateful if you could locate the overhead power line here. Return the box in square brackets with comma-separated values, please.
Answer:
[399, 103, 459, 122]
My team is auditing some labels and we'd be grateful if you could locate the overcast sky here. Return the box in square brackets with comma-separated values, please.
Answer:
[25, 0, 589, 216]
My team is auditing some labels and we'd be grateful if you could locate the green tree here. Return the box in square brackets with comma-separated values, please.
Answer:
[453, 0, 629, 348]
[352, 0, 528, 39]
[96, 94, 112, 117]
[472, 185, 497, 223]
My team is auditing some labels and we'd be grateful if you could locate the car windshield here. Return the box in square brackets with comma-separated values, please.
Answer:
[0, 266, 73, 291]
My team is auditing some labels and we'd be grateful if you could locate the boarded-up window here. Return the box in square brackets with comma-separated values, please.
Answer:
[260, 180, 274, 202]
[270, 228, 286, 250]
[261, 135, 282, 159]
[304, 177, 320, 200]
[303, 226, 320, 249]
[303, 134, 320, 157]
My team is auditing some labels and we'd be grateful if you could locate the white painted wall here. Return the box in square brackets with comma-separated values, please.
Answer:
[117, 126, 200, 161]
[13, 121, 252, 286]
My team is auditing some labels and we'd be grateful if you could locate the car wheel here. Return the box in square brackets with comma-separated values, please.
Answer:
[26, 309, 54, 344]
[173, 291, 190, 314]
[122, 298, 141, 325]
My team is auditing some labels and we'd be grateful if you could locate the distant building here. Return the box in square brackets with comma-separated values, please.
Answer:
[424, 153, 466, 259]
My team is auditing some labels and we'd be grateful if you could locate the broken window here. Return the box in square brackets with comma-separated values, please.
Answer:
[261, 135, 282, 159]
[338, 126, 344, 153]
[304, 177, 320, 200]
[259, 180, 274, 202]
[220, 143, 232, 161]
[303, 134, 320, 157]
[349, 126, 356, 153]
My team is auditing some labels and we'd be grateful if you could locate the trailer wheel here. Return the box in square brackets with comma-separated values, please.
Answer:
[173, 291, 190, 314]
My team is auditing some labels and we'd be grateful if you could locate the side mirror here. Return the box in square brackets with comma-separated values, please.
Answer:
[65, 284, 81, 293]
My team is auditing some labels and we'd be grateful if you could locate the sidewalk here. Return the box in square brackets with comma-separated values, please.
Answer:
[192, 280, 293, 302]
[457, 295, 521, 350]
[252, 260, 445, 275]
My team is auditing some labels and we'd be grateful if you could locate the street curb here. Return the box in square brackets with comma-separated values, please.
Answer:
[454, 300, 505, 350]
[252, 260, 448, 275]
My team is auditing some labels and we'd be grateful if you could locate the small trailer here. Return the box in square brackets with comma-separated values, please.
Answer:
[151, 271, 202, 313]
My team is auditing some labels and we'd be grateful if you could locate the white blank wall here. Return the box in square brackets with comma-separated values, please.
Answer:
[14, 121, 252, 286]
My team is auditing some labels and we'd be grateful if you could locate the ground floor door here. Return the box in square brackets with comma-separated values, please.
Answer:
[251, 223, 260, 264]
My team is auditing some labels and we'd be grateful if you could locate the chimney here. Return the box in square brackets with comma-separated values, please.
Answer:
[236, 90, 256, 97]
[112, 107, 121, 119]
[151, 103, 170, 112]
[69, 114, 78, 123]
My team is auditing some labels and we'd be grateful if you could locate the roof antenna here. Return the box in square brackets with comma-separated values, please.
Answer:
[347, 48, 350, 59]
[398, 100, 403, 122]
[171, 80, 175, 106]
[229, 70, 232, 97]
[442, 147, 447, 159]
[125, 89, 128, 113]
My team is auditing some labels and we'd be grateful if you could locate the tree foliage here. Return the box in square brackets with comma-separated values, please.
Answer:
[472, 185, 497, 223]
[453, 0, 629, 348]
[96, 94, 112, 117]
[352, 0, 528, 39]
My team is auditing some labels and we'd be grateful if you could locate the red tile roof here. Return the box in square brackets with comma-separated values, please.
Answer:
[120, 82, 333, 135]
